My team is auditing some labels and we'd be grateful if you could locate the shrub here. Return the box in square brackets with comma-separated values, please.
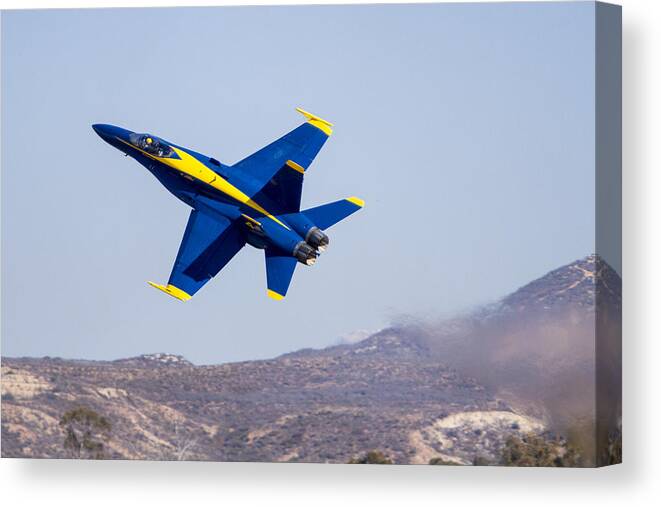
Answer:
[429, 457, 462, 466]
[603, 428, 622, 465]
[500, 433, 582, 467]
[348, 450, 393, 464]
[59, 406, 111, 459]
[472, 456, 491, 466]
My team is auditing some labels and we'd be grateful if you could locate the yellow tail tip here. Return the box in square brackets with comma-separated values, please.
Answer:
[296, 107, 333, 136]
[267, 289, 285, 301]
[148, 281, 192, 301]
[346, 196, 365, 207]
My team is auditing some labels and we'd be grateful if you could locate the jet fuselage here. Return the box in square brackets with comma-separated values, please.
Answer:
[92, 124, 315, 262]
[91, 110, 362, 301]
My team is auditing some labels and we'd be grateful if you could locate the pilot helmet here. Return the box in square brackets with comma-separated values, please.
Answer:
[146, 137, 153, 145]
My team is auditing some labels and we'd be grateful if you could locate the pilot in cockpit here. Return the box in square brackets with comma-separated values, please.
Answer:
[141, 135, 171, 157]
[143, 136, 157, 153]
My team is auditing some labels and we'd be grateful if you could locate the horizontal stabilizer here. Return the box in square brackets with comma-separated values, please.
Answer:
[265, 249, 297, 300]
[301, 197, 365, 230]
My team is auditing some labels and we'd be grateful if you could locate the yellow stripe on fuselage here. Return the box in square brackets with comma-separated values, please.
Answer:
[118, 138, 289, 230]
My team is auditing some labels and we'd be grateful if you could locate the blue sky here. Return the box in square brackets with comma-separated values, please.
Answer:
[2, 2, 596, 363]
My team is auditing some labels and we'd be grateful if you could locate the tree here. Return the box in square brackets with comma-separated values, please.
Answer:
[348, 450, 393, 464]
[500, 432, 582, 467]
[59, 406, 111, 459]
[168, 421, 198, 461]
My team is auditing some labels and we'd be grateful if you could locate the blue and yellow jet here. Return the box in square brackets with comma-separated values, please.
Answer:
[93, 108, 364, 301]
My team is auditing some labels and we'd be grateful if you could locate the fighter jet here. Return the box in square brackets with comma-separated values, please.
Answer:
[92, 108, 363, 301]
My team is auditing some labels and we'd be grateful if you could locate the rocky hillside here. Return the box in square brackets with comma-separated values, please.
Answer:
[499, 254, 621, 314]
[2, 342, 517, 464]
[1, 255, 621, 465]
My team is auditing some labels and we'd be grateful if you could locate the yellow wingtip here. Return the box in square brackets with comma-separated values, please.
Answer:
[346, 196, 365, 208]
[296, 107, 333, 136]
[267, 289, 285, 301]
[148, 281, 192, 301]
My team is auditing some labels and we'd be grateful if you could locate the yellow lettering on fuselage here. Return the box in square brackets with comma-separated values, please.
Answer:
[118, 138, 289, 229]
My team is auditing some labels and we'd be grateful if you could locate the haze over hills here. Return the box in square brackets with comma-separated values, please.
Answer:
[1, 255, 621, 465]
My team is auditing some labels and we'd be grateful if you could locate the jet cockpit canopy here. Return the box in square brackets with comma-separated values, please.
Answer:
[129, 133, 174, 158]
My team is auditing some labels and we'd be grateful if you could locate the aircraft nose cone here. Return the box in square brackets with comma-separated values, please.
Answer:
[92, 123, 112, 138]
[92, 124, 135, 155]
[92, 123, 134, 145]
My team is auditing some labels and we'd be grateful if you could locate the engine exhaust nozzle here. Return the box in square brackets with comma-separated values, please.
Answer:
[293, 241, 318, 266]
[305, 227, 329, 252]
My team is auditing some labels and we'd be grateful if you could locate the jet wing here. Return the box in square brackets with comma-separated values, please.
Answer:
[148, 210, 246, 301]
[232, 108, 332, 211]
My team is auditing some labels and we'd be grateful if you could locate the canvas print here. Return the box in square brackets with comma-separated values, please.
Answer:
[1, 1, 621, 466]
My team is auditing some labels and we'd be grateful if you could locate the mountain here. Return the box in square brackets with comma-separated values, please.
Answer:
[1, 255, 621, 465]
[499, 254, 621, 315]
[412, 254, 622, 463]
[112, 353, 193, 368]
